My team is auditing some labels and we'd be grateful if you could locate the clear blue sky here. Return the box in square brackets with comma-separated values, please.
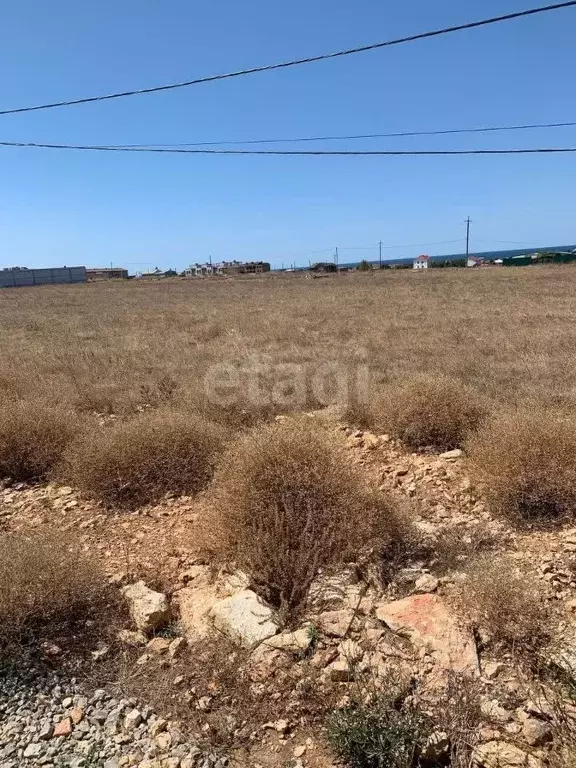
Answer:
[0, 1, 574, 272]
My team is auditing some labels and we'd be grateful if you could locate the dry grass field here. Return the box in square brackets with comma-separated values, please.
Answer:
[4, 265, 576, 768]
[2, 264, 576, 417]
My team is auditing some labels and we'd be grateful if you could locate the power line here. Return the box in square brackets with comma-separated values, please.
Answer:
[120, 121, 576, 148]
[1, 1, 575, 117]
[2, 140, 576, 155]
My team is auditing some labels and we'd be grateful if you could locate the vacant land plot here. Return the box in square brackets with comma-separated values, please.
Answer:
[3, 265, 576, 768]
[2, 264, 576, 416]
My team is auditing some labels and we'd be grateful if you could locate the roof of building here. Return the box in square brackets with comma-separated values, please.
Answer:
[415, 254, 430, 261]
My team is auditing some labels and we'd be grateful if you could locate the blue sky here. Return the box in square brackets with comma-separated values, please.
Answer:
[0, 0, 574, 272]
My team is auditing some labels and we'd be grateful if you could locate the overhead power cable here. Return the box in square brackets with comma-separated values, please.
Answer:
[121, 121, 576, 148]
[1, 1, 575, 117]
[2, 140, 576, 155]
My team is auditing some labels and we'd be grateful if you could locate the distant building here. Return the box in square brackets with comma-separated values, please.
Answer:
[0, 266, 87, 289]
[137, 267, 177, 279]
[87, 267, 129, 280]
[310, 262, 337, 273]
[413, 254, 430, 270]
[466, 255, 484, 268]
[184, 260, 271, 277]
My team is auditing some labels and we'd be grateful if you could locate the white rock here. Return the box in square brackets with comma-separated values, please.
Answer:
[414, 574, 439, 594]
[209, 589, 279, 648]
[121, 581, 170, 634]
[473, 741, 543, 768]
[440, 449, 463, 459]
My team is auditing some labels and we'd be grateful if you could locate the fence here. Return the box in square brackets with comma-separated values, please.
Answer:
[0, 267, 87, 288]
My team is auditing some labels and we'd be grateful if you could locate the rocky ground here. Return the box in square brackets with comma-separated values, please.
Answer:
[0, 659, 226, 768]
[3, 418, 576, 767]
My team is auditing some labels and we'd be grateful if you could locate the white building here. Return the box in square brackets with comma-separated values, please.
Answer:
[467, 255, 484, 268]
[413, 254, 430, 270]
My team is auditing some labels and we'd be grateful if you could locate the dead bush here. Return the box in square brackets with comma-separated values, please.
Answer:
[375, 374, 487, 451]
[0, 531, 110, 652]
[0, 400, 78, 481]
[467, 408, 576, 523]
[62, 409, 225, 508]
[205, 417, 409, 619]
[453, 555, 551, 655]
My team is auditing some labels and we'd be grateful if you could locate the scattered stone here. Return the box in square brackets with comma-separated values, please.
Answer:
[124, 708, 143, 731]
[147, 636, 172, 654]
[318, 608, 355, 638]
[118, 628, 148, 646]
[168, 636, 187, 658]
[440, 449, 463, 460]
[473, 741, 542, 768]
[209, 589, 279, 648]
[260, 626, 312, 655]
[480, 699, 512, 723]
[53, 717, 73, 737]
[414, 574, 439, 594]
[121, 581, 170, 634]
[522, 717, 553, 747]
[375, 594, 479, 675]
[293, 745, 307, 758]
[38, 722, 54, 740]
[329, 659, 355, 682]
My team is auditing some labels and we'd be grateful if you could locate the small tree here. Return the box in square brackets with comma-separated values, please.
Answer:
[358, 260, 371, 271]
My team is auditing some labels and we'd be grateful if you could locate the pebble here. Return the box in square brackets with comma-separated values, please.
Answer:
[0, 658, 222, 767]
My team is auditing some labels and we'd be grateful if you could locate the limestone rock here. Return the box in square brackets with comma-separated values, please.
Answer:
[121, 582, 170, 634]
[318, 609, 355, 638]
[473, 741, 542, 768]
[375, 594, 479, 675]
[260, 626, 312, 654]
[414, 574, 439, 594]
[146, 637, 171, 654]
[522, 717, 553, 747]
[209, 589, 279, 648]
[440, 449, 463, 460]
[176, 582, 220, 641]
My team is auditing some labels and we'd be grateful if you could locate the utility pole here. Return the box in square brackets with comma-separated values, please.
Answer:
[465, 217, 471, 259]
[335, 247, 339, 271]
[379, 240, 382, 269]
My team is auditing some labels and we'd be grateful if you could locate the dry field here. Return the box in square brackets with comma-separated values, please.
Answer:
[1, 264, 576, 415]
[3, 265, 576, 768]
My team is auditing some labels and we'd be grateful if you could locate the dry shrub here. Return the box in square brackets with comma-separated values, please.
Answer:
[0, 400, 78, 481]
[375, 374, 487, 451]
[205, 417, 409, 618]
[453, 555, 551, 655]
[62, 409, 225, 508]
[0, 531, 109, 651]
[467, 408, 576, 523]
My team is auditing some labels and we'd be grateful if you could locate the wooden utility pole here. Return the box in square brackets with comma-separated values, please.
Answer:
[465, 217, 471, 258]
[379, 240, 382, 269]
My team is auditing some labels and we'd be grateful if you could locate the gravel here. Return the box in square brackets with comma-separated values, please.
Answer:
[0, 659, 226, 768]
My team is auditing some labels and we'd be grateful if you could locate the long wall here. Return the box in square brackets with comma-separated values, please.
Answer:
[0, 267, 87, 288]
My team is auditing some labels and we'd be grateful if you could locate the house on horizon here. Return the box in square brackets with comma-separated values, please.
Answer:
[466, 255, 484, 268]
[413, 254, 430, 270]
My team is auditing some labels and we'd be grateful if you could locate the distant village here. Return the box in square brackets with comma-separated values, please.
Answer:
[1, 249, 576, 288]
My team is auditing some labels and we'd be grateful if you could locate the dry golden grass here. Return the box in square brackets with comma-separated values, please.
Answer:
[0, 530, 110, 652]
[453, 554, 551, 655]
[61, 409, 225, 509]
[0, 400, 79, 481]
[204, 416, 408, 619]
[467, 408, 576, 523]
[374, 374, 487, 450]
[2, 266, 576, 422]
